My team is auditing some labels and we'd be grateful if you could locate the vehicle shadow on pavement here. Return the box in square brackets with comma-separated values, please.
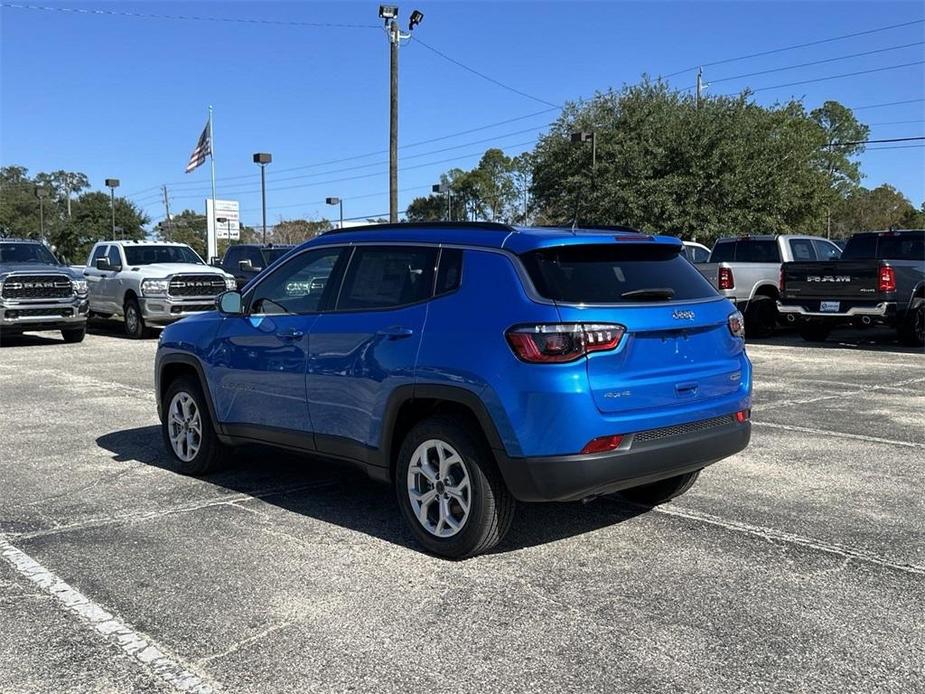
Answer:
[752, 328, 923, 355]
[0, 332, 69, 348]
[96, 426, 651, 556]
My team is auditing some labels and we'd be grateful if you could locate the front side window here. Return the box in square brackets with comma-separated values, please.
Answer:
[123, 245, 203, 266]
[107, 246, 123, 267]
[521, 243, 718, 303]
[261, 248, 290, 267]
[250, 247, 344, 315]
[89, 245, 107, 266]
[337, 246, 438, 311]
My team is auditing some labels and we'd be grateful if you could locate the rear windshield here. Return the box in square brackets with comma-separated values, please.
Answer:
[709, 239, 781, 263]
[520, 244, 718, 303]
[842, 231, 925, 260]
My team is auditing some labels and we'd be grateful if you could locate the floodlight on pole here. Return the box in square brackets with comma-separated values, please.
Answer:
[105, 178, 120, 239]
[252, 152, 272, 244]
[432, 183, 451, 221]
[326, 197, 344, 229]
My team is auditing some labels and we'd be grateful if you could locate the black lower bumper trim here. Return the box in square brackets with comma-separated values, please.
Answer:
[495, 421, 751, 502]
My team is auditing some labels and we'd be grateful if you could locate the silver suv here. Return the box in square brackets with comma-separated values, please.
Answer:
[83, 240, 234, 338]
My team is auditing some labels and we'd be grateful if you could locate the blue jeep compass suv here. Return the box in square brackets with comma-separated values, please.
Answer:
[155, 223, 752, 558]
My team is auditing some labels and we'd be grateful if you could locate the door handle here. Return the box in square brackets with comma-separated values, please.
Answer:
[277, 328, 304, 341]
[377, 326, 414, 339]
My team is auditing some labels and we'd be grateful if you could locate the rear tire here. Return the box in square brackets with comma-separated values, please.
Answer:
[161, 376, 228, 475]
[744, 296, 777, 338]
[898, 299, 924, 347]
[124, 298, 149, 339]
[61, 327, 86, 343]
[799, 324, 830, 342]
[620, 470, 701, 506]
[395, 415, 515, 559]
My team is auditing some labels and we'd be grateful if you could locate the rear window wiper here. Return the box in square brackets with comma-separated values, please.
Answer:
[620, 288, 676, 301]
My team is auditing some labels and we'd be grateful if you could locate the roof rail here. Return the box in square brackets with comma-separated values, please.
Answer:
[322, 221, 515, 236]
[536, 224, 647, 234]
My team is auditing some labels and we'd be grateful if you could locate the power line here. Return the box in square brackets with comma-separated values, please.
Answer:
[663, 18, 925, 78]
[851, 98, 925, 110]
[0, 2, 380, 29]
[688, 41, 924, 88]
[826, 136, 925, 147]
[863, 144, 925, 151]
[411, 36, 561, 109]
[723, 60, 925, 95]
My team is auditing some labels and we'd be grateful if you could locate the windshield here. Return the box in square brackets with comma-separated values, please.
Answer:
[521, 244, 718, 303]
[123, 245, 204, 266]
[0, 242, 59, 265]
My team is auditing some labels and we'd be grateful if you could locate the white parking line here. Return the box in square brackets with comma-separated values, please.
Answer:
[0, 535, 220, 693]
[752, 420, 924, 449]
[654, 506, 925, 576]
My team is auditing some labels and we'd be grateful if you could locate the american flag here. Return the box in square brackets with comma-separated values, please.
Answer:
[185, 120, 211, 173]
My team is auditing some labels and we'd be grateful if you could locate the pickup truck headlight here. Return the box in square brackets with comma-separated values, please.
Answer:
[141, 278, 170, 297]
[72, 279, 88, 296]
[224, 277, 236, 291]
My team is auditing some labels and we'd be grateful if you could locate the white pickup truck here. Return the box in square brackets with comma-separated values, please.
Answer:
[83, 240, 235, 338]
[696, 234, 842, 337]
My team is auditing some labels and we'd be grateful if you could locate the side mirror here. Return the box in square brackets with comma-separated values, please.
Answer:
[216, 290, 243, 315]
[238, 259, 254, 272]
[96, 258, 112, 271]
[210, 256, 222, 267]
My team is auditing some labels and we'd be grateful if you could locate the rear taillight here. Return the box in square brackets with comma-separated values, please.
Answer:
[877, 265, 896, 293]
[728, 311, 745, 338]
[735, 409, 751, 423]
[778, 266, 785, 294]
[580, 435, 624, 455]
[718, 267, 734, 290]
[506, 323, 625, 363]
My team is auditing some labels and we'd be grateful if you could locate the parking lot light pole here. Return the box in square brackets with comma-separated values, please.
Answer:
[34, 186, 49, 237]
[432, 183, 451, 221]
[252, 153, 272, 244]
[325, 197, 344, 229]
[105, 179, 120, 239]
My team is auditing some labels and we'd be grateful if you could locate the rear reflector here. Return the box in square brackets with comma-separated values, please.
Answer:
[877, 265, 896, 293]
[506, 323, 625, 363]
[580, 435, 624, 455]
[718, 267, 734, 290]
[735, 409, 751, 423]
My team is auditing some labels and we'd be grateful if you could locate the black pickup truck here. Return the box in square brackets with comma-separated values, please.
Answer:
[777, 229, 924, 345]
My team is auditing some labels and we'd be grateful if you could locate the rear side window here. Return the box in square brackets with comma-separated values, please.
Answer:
[789, 239, 815, 261]
[338, 246, 438, 310]
[520, 244, 718, 303]
[812, 239, 842, 261]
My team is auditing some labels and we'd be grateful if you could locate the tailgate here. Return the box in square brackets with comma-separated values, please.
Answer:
[556, 299, 745, 415]
[781, 260, 880, 300]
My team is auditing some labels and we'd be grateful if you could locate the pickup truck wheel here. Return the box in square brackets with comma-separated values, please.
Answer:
[61, 327, 86, 343]
[395, 416, 515, 559]
[744, 296, 777, 338]
[799, 324, 830, 342]
[620, 470, 701, 506]
[161, 377, 227, 475]
[898, 299, 924, 347]
[124, 298, 148, 339]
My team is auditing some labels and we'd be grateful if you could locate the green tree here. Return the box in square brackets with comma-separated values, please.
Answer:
[57, 191, 148, 262]
[529, 81, 835, 244]
[156, 209, 208, 258]
[831, 185, 918, 235]
[811, 101, 869, 197]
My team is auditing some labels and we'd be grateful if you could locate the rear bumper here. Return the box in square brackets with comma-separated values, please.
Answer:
[495, 417, 750, 502]
[777, 301, 897, 326]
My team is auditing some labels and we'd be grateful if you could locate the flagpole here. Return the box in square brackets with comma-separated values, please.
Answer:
[208, 105, 217, 262]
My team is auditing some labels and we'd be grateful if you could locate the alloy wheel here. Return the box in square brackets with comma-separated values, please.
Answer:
[406, 439, 472, 538]
[167, 391, 202, 462]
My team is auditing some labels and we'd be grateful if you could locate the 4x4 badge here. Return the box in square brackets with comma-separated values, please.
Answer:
[672, 310, 695, 320]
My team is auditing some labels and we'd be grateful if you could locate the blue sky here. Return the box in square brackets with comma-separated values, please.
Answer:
[2, 1, 923, 229]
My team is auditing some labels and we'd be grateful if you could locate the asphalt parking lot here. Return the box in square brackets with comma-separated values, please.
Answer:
[1, 327, 922, 694]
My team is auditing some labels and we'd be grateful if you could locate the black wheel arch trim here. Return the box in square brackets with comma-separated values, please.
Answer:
[156, 353, 223, 435]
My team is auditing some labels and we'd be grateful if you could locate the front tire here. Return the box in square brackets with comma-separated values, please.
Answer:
[161, 377, 228, 475]
[395, 416, 515, 559]
[124, 298, 148, 339]
[898, 299, 924, 347]
[620, 470, 701, 506]
[61, 327, 86, 343]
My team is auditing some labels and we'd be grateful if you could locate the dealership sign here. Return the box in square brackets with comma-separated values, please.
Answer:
[206, 199, 240, 240]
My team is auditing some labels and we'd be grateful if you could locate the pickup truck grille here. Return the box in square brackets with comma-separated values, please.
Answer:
[1, 274, 74, 300]
[633, 415, 735, 445]
[168, 275, 226, 298]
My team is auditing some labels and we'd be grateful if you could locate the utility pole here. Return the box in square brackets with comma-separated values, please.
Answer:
[696, 67, 703, 108]
[162, 186, 172, 242]
[389, 18, 399, 223]
[105, 178, 120, 239]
